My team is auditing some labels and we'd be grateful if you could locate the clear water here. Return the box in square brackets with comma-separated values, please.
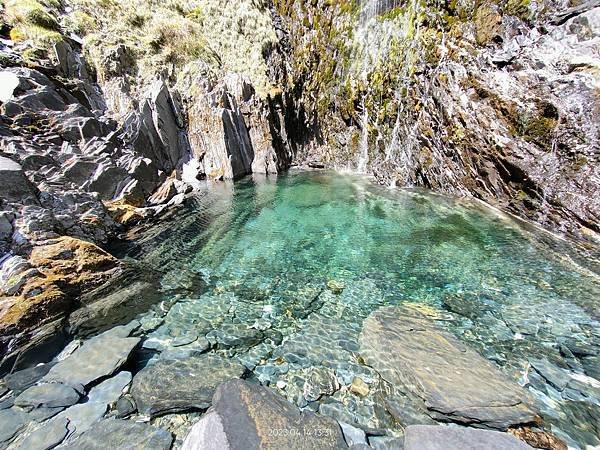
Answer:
[97, 171, 599, 447]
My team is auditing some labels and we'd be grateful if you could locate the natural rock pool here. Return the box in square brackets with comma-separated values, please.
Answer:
[3, 171, 599, 449]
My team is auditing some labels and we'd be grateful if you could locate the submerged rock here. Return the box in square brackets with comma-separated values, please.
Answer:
[359, 306, 537, 429]
[60, 419, 172, 450]
[130, 353, 245, 417]
[403, 425, 533, 450]
[43, 324, 140, 388]
[181, 379, 347, 450]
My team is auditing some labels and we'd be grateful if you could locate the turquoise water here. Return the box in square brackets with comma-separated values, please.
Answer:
[106, 171, 599, 447]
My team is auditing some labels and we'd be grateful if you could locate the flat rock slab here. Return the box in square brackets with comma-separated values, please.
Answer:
[131, 353, 245, 417]
[0, 408, 28, 446]
[52, 402, 107, 436]
[359, 306, 537, 429]
[87, 371, 132, 406]
[404, 425, 533, 450]
[43, 325, 140, 388]
[15, 383, 80, 409]
[3, 363, 54, 394]
[60, 419, 172, 450]
[181, 379, 347, 450]
[16, 417, 70, 450]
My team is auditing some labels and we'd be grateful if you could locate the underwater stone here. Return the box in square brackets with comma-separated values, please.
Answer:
[360, 306, 537, 429]
[403, 425, 533, 450]
[130, 353, 245, 416]
[60, 419, 172, 450]
[43, 325, 140, 388]
[529, 359, 572, 391]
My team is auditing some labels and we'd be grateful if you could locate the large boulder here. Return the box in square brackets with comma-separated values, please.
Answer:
[130, 353, 245, 417]
[181, 379, 347, 450]
[359, 306, 537, 429]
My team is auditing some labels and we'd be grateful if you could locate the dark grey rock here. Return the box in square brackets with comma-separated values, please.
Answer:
[181, 379, 347, 450]
[60, 419, 172, 450]
[4, 363, 54, 394]
[403, 425, 532, 450]
[562, 378, 600, 404]
[15, 383, 80, 409]
[359, 306, 537, 429]
[0, 156, 39, 204]
[0, 395, 14, 410]
[43, 325, 140, 388]
[529, 359, 572, 391]
[16, 417, 69, 450]
[131, 353, 245, 417]
[582, 356, 600, 380]
[115, 396, 136, 418]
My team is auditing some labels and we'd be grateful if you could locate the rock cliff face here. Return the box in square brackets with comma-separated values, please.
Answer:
[271, 0, 600, 241]
[0, 0, 599, 368]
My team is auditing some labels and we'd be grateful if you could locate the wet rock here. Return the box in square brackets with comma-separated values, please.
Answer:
[403, 425, 533, 450]
[15, 383, 80, 409]
[181, 379, 347, 450]
[16, 417, 70, 450]
[60, 419, 172, 450]
[529, 359, 571, 391]
[359, 306, 537, 429]
[130, 353, 245, 417]
[0, 408, 28, 447]
[206, 323, 263, 350]
[0, 395, 13, 410]
[349, 377, 370, 397]
[369, 436, 405, 450]
[87, 371, 132, 406]
[43, 325, 140, 388]
[562, 378, 600, 404]
[303, 367, 339, 402]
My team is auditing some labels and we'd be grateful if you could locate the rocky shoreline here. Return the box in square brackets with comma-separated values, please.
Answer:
[0, 305, 574, 450]
[0, 0, 599, 449]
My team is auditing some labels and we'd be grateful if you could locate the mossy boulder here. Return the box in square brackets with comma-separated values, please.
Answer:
[0, 237, 121, 335]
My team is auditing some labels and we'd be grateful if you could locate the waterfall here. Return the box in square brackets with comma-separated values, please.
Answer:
[357, 104, 370, 173]
[359, 0, 404, 25]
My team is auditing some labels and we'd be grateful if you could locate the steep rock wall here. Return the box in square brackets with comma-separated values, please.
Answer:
[272, 0, 600, 241]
